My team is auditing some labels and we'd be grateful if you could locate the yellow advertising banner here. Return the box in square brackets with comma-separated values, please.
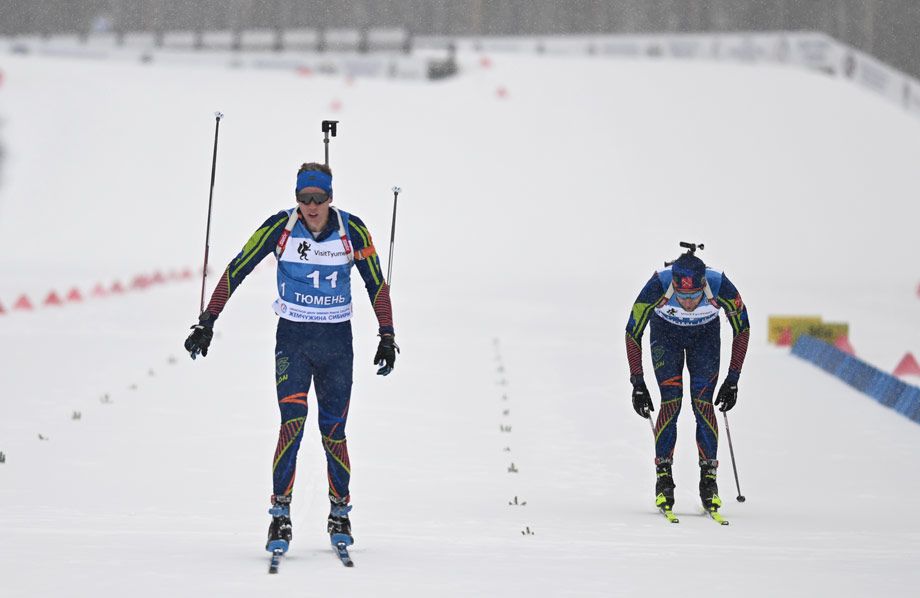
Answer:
[768, 316, 849, 345]
[806, 322, 849, 343]
[767, 316, 822, 343]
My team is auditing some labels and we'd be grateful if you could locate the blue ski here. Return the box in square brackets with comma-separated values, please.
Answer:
[268, 548, 284, 574]
[334, 541, 354, 567]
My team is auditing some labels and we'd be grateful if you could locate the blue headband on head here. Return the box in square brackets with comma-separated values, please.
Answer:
[295, 170, 333, 196]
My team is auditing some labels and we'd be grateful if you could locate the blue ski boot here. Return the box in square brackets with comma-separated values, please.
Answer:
[327, 497, 353, 547]
[266, 495, 293, 553]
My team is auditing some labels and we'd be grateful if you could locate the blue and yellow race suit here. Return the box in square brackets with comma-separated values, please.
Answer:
[625, 266, 749, 464]
[203, 207, 393, 503]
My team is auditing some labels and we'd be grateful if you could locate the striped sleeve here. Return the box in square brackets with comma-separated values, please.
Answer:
[727, 329, 750, 381]
[624, 273, 666, 379]
[204, 211, 288, 320]
[626, 334, 644, 378]
[347, 215, 394, 336]
[716, 273, 751, 381]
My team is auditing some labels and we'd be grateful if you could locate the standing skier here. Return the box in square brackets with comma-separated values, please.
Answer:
[184, 162, 397, 556]
[624, 244, 749, 517]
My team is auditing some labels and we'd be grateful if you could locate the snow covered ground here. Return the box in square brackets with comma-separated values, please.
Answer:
[0, 52, 918, 597]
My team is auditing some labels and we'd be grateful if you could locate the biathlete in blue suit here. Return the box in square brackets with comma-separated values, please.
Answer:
[625, 244, 749, 515]
[184, 162, 397, 554]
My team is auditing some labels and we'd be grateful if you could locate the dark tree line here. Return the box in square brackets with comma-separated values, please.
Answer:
[2, 1, 919, 78]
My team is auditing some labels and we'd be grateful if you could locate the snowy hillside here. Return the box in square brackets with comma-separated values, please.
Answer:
[0, 52, 918, 597]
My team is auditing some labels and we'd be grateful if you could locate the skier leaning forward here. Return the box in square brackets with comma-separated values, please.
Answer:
[183, 162, 398, 554]
[625, 247, 749, 515]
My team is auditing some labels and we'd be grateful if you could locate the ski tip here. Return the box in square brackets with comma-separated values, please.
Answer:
[334, 541, 355, 567]
[658, 507, 680, 523]
[706, 510, 730, 525]
[268, 549, 284, 574]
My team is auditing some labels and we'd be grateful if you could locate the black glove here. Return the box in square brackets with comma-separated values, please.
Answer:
[714, 380, 738, 412]
[184, 313, 214, 360]
[374, 334, 400, 376]
[631, 376, 654, 418]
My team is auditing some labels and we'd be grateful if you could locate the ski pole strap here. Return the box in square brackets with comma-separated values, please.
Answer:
[330, 207, 353, 262]
[657, 280, 675, 307]
[274, 209, 300, 259]
[703, 278, 719, 308]
[702, 278, 714, 300]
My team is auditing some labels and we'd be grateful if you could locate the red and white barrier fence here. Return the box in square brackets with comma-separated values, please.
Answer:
[0, 267, 196, 315]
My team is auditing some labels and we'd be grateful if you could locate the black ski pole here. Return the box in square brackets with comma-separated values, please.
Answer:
[322, 120, 339, 167]
[199, 111, 223, 314]
[386, 186, 401, 286]
[722, 411, 746, 502]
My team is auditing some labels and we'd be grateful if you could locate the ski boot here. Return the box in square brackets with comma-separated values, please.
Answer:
[699, 459, 722, 512]
[266, 495, 293, 553]
[327, 496, 354, 547]
[655, 458, 676, 510]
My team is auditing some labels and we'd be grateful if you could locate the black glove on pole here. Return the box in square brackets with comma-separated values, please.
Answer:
[374, 334, 399, 376]
[631, 376, 654, 418]
[714, 380, 738, 412]
[185, 313, 214, 360]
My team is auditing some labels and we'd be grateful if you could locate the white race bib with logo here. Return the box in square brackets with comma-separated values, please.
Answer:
[272, 214, 354, 323]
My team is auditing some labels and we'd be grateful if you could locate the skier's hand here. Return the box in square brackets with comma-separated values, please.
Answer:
[184, 313, 214, 360]
[374, 334, 399, 376]
[631, 377, 654, 418]
[714, 380, 738, 412]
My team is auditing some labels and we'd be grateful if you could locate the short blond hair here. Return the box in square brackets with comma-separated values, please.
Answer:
[298, 162, 332, 176]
